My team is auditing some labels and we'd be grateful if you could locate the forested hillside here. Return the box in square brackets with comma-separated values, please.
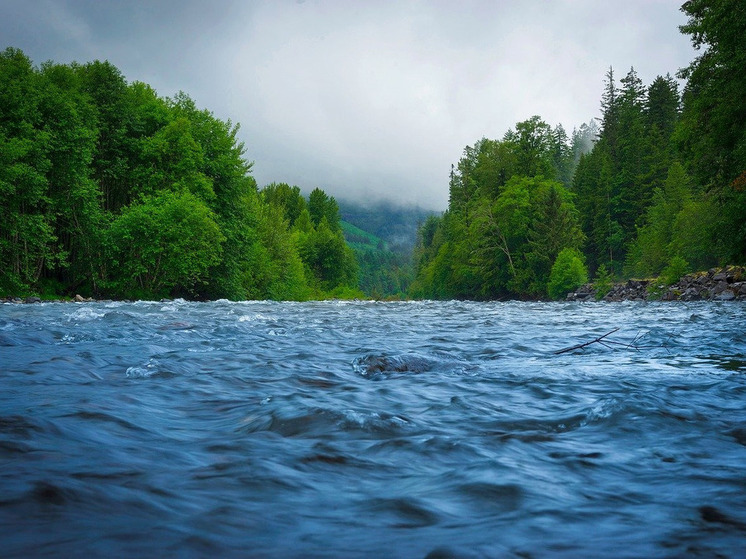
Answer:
[0, 48, 359, 300]
[340, 221, 412, 299]
[339, 200, 435, 298]
[411, 1, 745, 300]
[338, 199, 435, 253]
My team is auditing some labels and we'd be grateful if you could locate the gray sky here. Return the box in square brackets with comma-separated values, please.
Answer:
[2, 0, 695, 210]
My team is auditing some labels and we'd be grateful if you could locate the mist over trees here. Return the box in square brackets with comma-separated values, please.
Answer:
[411, 0, 745, 300]
[2, 1, 743, 302]
[337, 200, 435, 299]
[0, 48, 358, 300]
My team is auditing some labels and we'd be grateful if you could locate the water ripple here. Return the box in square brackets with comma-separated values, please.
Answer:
[1, 300, 745, 557]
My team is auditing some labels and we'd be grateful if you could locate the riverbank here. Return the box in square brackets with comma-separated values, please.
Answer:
[3, 294, 98, 304]
[5, 267, 746, 304]
[567, 266, 746, 302]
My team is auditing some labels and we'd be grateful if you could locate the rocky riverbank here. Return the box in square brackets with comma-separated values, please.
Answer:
[567, 266, 746, 302]
[4, 268, 746, 304]
[3, 294, 99, 304]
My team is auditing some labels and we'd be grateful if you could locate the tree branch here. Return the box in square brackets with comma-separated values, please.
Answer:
[554, 328, 672, 355]
[553, 328, 620, 354]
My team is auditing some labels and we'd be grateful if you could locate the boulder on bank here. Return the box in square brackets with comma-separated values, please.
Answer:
[566, 266, 746, 302]
[603, 279, 650, 302]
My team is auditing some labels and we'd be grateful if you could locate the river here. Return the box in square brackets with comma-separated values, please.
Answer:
[1, 300, 745, 557]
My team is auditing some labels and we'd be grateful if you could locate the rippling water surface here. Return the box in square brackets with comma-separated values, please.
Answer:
[2, 300, 746, 557]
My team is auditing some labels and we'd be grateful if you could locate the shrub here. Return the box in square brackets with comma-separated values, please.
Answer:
[548, 248, 588, 300]
[593, 264, 614, 300]
[660, 255, 689, 286]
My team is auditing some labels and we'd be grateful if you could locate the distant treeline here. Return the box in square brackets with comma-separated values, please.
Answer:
[411, 1, 746, 300]
[0, 47, 358, 300]
[338, 200, 435, 299]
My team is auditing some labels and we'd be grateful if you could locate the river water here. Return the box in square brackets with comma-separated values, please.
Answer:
[1, 300, 745, 557]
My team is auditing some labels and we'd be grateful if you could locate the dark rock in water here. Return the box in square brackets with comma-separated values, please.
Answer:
[353, 354, 434, 377]
[24, 296, 41, 304]
[425, 546, 479, 559]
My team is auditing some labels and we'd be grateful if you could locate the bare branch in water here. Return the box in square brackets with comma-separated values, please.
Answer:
[554, 328, 620, 355]
[553, 328, 673, 355]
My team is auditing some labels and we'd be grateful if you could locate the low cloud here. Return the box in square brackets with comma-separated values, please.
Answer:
[1, 0, 694, 209]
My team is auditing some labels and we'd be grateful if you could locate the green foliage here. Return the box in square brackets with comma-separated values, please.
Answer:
[106, 191, 224, 298]
[592, 264, 614, 300]
[548, 249, 588, 300]
[660, 255, 690, 286]
[239, 201, 310, 301]
[340, 221, 414, 298]
[326, 284, 365, 300]
[308, 187, 341, 231]
[0, 48, 55, 294]
[573, 66, 682, 273]
[677, 0, 746, 263]
[341, 221, 381, 249]
[261, 183, 306, 226]
[625, 161, 693, 277]
[298, 218, 358, 291]
[412, 27, 746, 301]
[0, 49, 359, 301]
[415, 164, 585, 299]
[337, 200, 436, 257]
[6, 14, 746, 303]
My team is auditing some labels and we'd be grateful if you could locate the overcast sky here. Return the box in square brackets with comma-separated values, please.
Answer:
[2, 0, 695, 210]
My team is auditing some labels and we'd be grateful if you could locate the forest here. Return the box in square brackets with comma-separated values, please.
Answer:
[411, 0, 746, 299]
[2, 1, 744, 302]
[0, 49, 360, 301]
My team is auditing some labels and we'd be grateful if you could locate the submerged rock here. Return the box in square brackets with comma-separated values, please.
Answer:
[353, 354, 434, 378]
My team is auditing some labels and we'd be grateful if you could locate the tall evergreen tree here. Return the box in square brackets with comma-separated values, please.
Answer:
[678, 0, 746, 263]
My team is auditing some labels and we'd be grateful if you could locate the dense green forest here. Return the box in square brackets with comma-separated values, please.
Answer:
[411, 0, 746, 300]
[0, 48, 360, 300]
[2, 1, 744, 302]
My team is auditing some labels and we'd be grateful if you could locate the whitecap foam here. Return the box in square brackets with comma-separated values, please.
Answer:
[125, 359, 158, 378]
[238, 313, 274, 322]
[66, 306, 105, 322]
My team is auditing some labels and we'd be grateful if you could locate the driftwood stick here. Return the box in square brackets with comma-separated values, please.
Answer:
[554, 327, 620, 355]
[554, 328, 674, 355]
